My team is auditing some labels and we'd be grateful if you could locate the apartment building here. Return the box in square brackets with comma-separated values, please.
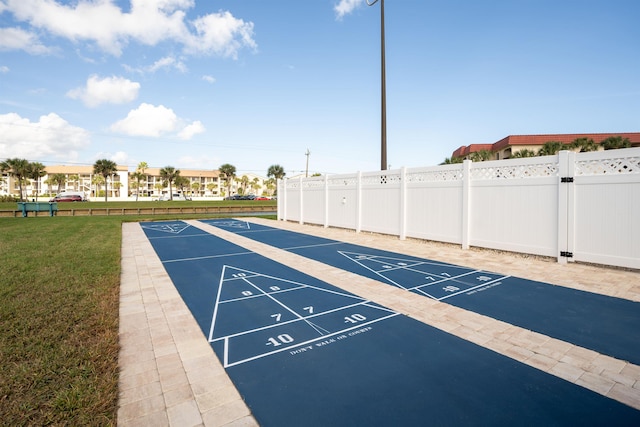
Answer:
[1, 165, 272, 200]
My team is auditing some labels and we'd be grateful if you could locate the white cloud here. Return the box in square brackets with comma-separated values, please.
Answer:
[67, 75, 140, 107]
[0, 112, 90, 160]
[202, 75, 216, 84]
[177, 120, 205, 140]
[2, 0, 256, 58]
[175, 154, 220, 170]
[334, 0, 364, 19]
[0, 27, 53, 55]
[94, 150, 130, 165]
[148, 56, 188, 73]
[123, 56, 188, 75]
[110, 103, 179, 137]
[186, 11, 257, 58]
[0, 66, 9, 73]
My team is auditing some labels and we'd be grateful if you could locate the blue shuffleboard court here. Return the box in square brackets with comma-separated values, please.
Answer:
[200, 219, 640, 367]
[141, 221, 640, 426]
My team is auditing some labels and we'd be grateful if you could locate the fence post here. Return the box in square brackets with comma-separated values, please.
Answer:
[279, 179, 286, 221]
[557, 151, 575, 264]
[461, 160, 471, 249]
[356, 171, 362, 233]
[399, 166, 407, 240]
[299, 176, 304, 225]
[324, 174, 329, 228]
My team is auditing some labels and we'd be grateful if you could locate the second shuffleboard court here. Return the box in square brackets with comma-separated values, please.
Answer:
[141, 221, 640, 425]
[201, 219, 640, 367]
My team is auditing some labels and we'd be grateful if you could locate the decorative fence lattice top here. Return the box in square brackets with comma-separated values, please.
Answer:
[575, 155, 640, 176]
[470, 162, 558, 180]
[406, 168, 463, 183]
[327, 176, 358, 187]
[361, 172, 402, 185]
[285, 180, 300, 190]
[301, 177, 326, 189]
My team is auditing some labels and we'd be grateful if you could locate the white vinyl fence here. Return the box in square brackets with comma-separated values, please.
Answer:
[277, 148, 640, 270]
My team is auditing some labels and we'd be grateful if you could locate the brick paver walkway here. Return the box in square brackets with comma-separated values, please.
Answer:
[118, 218, 640, 426]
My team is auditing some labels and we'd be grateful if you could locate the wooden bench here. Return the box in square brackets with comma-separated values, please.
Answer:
[17, 202, 58, 217]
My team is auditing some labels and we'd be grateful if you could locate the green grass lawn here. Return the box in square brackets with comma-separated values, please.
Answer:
[0, 213, 274, 425]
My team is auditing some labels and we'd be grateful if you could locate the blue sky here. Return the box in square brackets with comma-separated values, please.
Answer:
[1, 0, 638, 176]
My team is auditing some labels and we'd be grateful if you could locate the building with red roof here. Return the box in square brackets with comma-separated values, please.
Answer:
[451, 132, 640, 160]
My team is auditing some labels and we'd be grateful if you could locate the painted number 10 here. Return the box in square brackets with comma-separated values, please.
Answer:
[344, 314, 367, 324]
[266, 334, 294, 347]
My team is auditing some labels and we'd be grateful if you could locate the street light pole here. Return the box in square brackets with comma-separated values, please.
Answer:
[367, 0, 387, 171]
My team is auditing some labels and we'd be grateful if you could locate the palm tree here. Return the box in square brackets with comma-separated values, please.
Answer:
[1, 158, 31, 201]
[174, 175, 190, 198]
[191, 182, 201, 197]
[537, 141, 564, 156]
[133, 162, 149, 201]
[137, 161, 148, 174]
[240, 175, 249, 195]
[154, 182, 165, 197]
[159, 166, 180, 200]
[267, 164, 285, 181]
[219, 163, 236, 197]
[206, 182, 217, 196]
[93, 159, 118, 201]
[570, 137, 598, 152]
[68, 174, 80, 191]
[267, 165, 285, 197]
[511, 149, 537, 158]
[112, 181, 122, 198]
[50, 173, 67, 194]
[469, 150, 493, 162]
[251, 177, 261, 195]
[131, 171, 146, 201]
[27, 161, 46, 201]
[265, 178, 276, 196]
[440, 157, 463, 165]
[91, 175, 104, 199]
[600, 136, 631, 150]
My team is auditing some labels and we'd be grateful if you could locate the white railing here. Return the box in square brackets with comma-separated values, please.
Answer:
[278, 148, 640, 270]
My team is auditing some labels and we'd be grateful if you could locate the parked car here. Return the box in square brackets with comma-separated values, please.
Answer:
[157, 194, 191, 201]
[50, 194, 84, 202]
[224, 194, 254, 200]
[254, 196, 271, 200]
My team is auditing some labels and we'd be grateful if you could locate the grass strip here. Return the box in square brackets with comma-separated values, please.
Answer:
[0, 214, 274, 425]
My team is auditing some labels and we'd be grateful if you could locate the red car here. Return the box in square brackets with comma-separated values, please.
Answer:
[50, 194, 84, 202]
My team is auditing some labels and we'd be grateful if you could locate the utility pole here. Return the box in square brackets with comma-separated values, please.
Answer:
[305, 149, 311, 177]
[367, 0, 387, 171]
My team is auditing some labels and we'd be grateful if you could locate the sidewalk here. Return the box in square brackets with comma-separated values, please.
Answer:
[117, 219, 640, 426]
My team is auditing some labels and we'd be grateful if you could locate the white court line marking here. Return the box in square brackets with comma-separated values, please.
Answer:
[162, 251, 254, 264]
[223, 314, 400, 368]
[209, 265, 370, 342]
[141, 222, 192, 234]
[437, 277, 510, 301]
[408, 270, 483, 290]
[205, 219, 253, 231]
[211, 301, 373, 342]
[338, 251, 409, 290]
[340, 251, 457, 269]
[284, 241, 343, 251]
[220, 284, 307, 304]
[242, 275, 331, 336]
[339, 250, 511, 301]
